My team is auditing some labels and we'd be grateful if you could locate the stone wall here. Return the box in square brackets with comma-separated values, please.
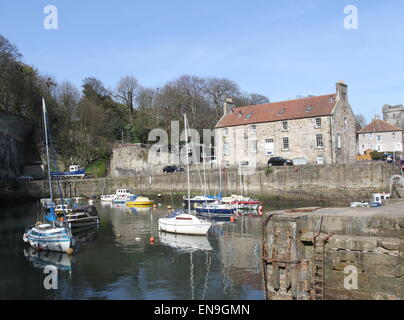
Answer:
[18, 162, 401, 205]
[262, 200, 404, 300]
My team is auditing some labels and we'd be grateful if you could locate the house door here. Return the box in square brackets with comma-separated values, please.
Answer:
[265, 139, 274, 156]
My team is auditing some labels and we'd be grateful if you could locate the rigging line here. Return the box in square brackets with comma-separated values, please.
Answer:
[45, 107, 64, 203]
[201, 251, 212, 300]
[184, 117, 206, 195]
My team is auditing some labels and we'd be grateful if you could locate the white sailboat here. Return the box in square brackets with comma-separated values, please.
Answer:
[23, 98, 74, 253]
[158, 114, 212, 236]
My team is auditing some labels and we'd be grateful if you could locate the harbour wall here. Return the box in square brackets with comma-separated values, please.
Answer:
[262, 200, 404, 300]
[15, 162, 401, 205]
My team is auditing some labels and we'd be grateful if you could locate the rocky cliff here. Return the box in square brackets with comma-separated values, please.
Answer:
[0, 112, 40, 200]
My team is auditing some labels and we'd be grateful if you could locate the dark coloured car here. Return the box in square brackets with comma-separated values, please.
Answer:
[163, 166, 185, 173]
[267, 157, 294, 167]
[399, 160, 404, 171]
[381, 153, 394, 161]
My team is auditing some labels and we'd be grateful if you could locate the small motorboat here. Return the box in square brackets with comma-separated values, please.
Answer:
[158, 209, 212, 236]
[350, 201, 369, 208]
[126, 195, 155, 206]
[182, 195, 218, 206]
[60, 205, 100, 229]
[100, 194, 116, 202]
[195, 203, 236, 218]
[221, 194, 262, 210]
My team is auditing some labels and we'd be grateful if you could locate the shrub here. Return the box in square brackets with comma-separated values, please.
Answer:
[265, 166, 274, 176]
[86, 159, 107, 178]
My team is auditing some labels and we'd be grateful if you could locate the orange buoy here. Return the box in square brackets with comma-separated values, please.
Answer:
[230, 216, 235, 223]
[258, 205, 264, 216]
[153, 204, 157, 208]
[149, 236, 155, 243]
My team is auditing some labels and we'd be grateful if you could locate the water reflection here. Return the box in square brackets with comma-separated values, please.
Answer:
[23, 248, 73, 272]
[0, 200, 266, 300]
[159, 232, 213, 252]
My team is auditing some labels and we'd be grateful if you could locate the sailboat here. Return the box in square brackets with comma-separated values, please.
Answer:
[23, 98, 74, 253]
[158, 114, 212, 236]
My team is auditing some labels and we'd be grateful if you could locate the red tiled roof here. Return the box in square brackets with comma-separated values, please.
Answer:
[358, 119, 402, 133]
[216, 94, 337, 128]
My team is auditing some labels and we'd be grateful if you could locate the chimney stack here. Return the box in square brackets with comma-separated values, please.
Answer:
[224, 98, 235, 116]
[336, 80, 348, 101]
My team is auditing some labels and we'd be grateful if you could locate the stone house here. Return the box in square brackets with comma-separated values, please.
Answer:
[357, 119, 403, 154]
[214, 81, 357, 167]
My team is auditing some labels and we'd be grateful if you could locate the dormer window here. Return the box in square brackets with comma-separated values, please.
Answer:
[245, 113, 252, 120]
[278, 109, 285, 115]
[305, 105, 313, 112]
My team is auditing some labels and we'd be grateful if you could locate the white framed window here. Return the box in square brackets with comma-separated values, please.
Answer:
[316, 134, 324, 148]
[396, 143, 402, 152]
[282, 137, 290, 150]
[368, 133, 373, 139]
[377, 135, 382, 142]
[376, 144, 382, 152]
[392, 132, 396, 139]
[314, 118, 322, 128]
[250, 139, 257, 154]
[223, 142, 230, 155]
[317, 156, 325, 165]
[265, 139, 274, 156]
[337, 134, 341, 149]
[223, 128, 229, 137]
[250, 125, 257, 135]
[282, 121, 289, 131]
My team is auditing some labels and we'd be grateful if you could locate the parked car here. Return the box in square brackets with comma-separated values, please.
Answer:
[382, 153, 394, 162]
[399, 160, 404, 171]
[267, 157, 294, 167]
[163, 166, 185, 173]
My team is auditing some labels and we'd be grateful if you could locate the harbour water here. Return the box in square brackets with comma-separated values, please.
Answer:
[0, 199, 319, 300]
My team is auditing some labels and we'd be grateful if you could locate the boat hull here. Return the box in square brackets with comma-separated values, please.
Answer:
[24, 228, 73, 253]
[126, 201, 154, 206]
[158, 219, 211, 236]
[67, 217, 100, 229]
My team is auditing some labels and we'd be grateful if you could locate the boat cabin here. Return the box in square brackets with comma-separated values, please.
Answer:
[116, 189, 131, 196]
[371, 193, 391, 205]
[69, 165, 81, 172]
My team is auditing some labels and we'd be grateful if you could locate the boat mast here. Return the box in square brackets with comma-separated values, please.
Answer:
[42, 98, 53, 201]
[184, 114, 191, 211]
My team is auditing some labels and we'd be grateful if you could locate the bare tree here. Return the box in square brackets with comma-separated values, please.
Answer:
[355, 114, 367, 130]
[204, 77, 240, 116]
[57, 81, 81, 125]
[115, 75, 140, 120]
[232, 91, 270, 107]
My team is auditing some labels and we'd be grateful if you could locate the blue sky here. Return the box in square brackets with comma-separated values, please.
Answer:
[1, 0, 404, 120]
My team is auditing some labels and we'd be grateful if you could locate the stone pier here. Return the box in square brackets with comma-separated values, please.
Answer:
[262, 199, 404, 300]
